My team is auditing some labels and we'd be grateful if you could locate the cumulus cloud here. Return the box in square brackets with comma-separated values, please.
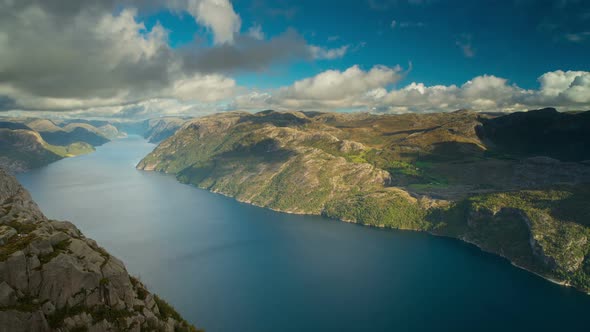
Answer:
[181, 0, 241, 45]
[229, 68, 590, 113]
[535, 70, 590, 104]
[1, 1, 587, 118]
[0, 0, 244, 111]
[232, 65, 405, 110]
[371, 70, 590, 113]
[0, 0, 348, 114]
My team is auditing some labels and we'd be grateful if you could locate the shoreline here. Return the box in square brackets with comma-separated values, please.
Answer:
[139, 166, 590, 296]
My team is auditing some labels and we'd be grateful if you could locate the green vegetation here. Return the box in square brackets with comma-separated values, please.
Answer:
[5, 221, 38, 234]
[153, 295, 201, 331]
[45, 142, 95, 157]
[38, 239, 71, 265]
[0, 233, 36, 261]
[324, 191, 429, 230]
[154, 295, 183, 321]
[46, 304, 86, 328]
[428, 187, 590, 289]
[47, 304, 132, 329]
[0, 296, 42, 313]
[130, 276, 148, 300]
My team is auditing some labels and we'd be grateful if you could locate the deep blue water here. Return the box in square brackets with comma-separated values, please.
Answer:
[17, 136, 590, 332]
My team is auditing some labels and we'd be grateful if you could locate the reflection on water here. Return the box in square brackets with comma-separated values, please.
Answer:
[17, 136, 590, 332]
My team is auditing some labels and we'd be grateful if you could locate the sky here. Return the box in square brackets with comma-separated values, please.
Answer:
[0, 0, 589, 119]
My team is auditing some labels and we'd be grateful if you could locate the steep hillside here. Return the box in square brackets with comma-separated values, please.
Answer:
[144, 118, 187, 143]
[0, 122, 32, 131]
[26, 119, 110, 147]
[138, 109, 590, 293]
[0, 168, 199, 331]
[26, 119, 63, 133]
[0, 127, 94, 174]
[111, 118, 186, 143]
[60, 120, 123, 140]
[0, 129, 62, 173]
[43, 124, 109, 147]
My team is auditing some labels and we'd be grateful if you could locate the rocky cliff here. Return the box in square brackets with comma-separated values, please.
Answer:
[0, 168, 199, 332]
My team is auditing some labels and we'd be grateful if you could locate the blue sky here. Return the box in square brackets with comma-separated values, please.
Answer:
[142, 0, 590, 89]
[0, 0, 589, 118]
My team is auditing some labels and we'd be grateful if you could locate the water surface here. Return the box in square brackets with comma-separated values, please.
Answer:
[17, 136, 590, 332]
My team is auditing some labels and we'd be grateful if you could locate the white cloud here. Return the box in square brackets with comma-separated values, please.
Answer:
[282, 65, 402, 100]
[168, 73, 236, 101]
[181, 0, 242, 44]
[247, 23, 265, 40]
[229, 68, 590, 113]
[537, 70, 590, 104]
[232, 65, 404, 110]
[0, 4, 239, 111]
[308, 45, 350, 60]
[0, 1, 352, 114]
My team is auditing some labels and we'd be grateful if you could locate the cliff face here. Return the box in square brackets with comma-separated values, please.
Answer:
[138, 109, 590, 293]
[0, 168, 198, 332]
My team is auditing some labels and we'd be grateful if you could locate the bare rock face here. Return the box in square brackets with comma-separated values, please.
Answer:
[0, 168, 198, 332]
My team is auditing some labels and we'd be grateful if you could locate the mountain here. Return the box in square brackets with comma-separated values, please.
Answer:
[0, 168, 199, 331]
[477, 108, 590, 161]
[113, 118, 187, 143]
[60, 120, 124, 140]
[0, 118, 130, 173]
[144, 118, 187, 143]
[0, 125, 94, 174]
[138, 109, 590, 293]
[26, 119, 110, 147]
[96, 124, 123, 140]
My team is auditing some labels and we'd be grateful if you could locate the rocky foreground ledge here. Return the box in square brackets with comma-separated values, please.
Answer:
[0, 168, 199, 332]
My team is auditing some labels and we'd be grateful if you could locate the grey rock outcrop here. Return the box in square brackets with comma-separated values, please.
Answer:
[0, 168, 198, 332]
